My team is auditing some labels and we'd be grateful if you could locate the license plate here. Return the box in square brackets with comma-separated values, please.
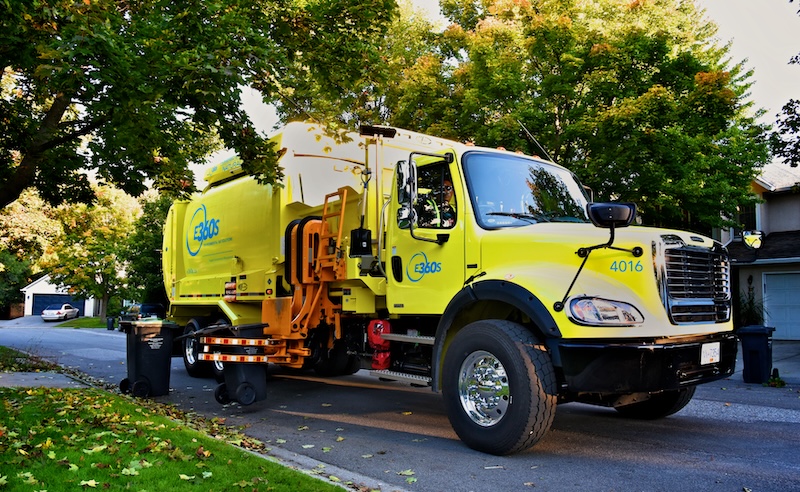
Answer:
[701, 342, 721, 365]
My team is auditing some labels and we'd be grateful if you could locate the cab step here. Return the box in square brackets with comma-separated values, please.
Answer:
[370, 370, 432, 386]
[378, 333, 435, 345]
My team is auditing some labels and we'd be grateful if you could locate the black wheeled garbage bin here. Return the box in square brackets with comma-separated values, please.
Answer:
[214, 325, 267, 406]
[106, 316, 115, 330]
[119, 320, 175, 397]
[738, 325, 776, 384]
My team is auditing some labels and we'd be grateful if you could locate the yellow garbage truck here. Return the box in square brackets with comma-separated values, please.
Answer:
[162, 122, 736, 455]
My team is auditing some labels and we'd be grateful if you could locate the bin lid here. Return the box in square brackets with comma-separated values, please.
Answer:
[737, 325, 776, 335]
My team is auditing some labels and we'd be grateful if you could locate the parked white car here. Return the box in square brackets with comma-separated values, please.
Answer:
[41, 303, 80, 321]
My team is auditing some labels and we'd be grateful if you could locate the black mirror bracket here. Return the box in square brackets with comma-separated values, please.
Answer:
[553, 224, 644, 313]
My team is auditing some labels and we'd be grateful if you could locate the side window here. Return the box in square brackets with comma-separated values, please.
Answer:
[415, 165, 456, 229]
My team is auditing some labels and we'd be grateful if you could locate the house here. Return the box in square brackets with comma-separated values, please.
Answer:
[724, 162, 800, 340]
[20, 274, 97, 317]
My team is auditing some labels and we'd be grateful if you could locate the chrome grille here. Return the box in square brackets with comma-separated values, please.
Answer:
[661, 244, 730, 324]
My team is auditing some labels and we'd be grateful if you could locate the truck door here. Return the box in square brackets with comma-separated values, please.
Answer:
[386, 158, 466, 314]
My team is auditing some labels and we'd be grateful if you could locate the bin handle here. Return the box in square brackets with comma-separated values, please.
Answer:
[173, 322, 270, 342]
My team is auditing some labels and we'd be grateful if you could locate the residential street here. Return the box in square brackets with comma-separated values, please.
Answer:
[2, 317, 800, 492]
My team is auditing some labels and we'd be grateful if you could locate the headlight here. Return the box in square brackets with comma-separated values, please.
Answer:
[568, 297, 644, 326]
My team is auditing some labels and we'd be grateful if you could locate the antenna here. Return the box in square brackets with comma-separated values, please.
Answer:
[517, 119, 553, 162]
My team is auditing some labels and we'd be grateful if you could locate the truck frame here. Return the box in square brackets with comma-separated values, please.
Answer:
[162, 122, 736, 455]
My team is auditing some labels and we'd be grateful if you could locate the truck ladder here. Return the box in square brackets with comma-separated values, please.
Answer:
[315, 188, 348, 280]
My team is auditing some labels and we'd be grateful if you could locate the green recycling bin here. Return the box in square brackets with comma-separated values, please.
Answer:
[738, 325, 775, 384]
[120, 320, 175, 397]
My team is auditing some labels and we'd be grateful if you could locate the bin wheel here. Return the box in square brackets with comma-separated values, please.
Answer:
[132, 379, 151, 398]
[214, 383, 231, 404]
[235, 382, 257, 406]
[119, 378, 131, 394]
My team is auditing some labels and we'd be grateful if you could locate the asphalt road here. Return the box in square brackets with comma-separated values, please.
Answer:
[2, 318, 800, 492]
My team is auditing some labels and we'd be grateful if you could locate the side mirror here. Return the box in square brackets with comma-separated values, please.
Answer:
[742, 230, 763, 250]
[586, 202, 636, 229]
[396, 159, 417, 206]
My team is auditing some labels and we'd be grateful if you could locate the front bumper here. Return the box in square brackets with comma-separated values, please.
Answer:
[557, 332, 737, 394]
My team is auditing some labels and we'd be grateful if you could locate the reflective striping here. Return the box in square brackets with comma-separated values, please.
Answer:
[200, 337, 272, 346]
[198, 353, 268, 363]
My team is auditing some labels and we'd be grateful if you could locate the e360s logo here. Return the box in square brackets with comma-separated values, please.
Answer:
[406, 252, 442, 282]
[186, 204, 220, 257]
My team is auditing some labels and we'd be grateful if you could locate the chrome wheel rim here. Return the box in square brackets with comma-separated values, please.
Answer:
[458, 350, 510, 427]
[184, 335, 198, 365]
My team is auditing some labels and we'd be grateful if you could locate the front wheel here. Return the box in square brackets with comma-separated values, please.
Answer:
[442, 320, 557, 455]
[615, 386, 696, 420]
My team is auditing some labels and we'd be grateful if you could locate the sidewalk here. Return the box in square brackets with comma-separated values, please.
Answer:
[0, 371, 87, 388]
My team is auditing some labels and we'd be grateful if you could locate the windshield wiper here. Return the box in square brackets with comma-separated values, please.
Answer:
[486, 212, 543, 223]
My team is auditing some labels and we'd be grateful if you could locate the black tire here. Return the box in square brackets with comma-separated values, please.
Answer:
[343, 354, 361, 375]
[183, 319, 210, 378]
[313, 340, 351, 377]
[442, 320, 557, 455]
[132, 379, 151, 398]
[235, 382, 257, 406]
[615, 386, 696, 420]
[214, 383, 231, 404]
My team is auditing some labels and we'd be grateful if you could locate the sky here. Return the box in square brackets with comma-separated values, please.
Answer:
[697, 0, 800, 125]
[199, 0, 800, 182]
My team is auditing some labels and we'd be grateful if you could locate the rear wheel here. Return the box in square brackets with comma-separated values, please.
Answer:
[442, 320, 557, 455]
[183, 319, 210, 378]
[183, 318, 228, 379]
[209, 319, 230, 382]
[615, 386, 696, 419]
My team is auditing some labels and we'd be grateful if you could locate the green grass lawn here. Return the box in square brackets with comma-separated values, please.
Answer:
[57, 317, 110, 329]
[0, 348, 357, 492]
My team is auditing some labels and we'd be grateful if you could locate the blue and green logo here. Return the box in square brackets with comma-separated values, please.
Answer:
[407, 252, 442, 282]
[186, 205, 220, 257]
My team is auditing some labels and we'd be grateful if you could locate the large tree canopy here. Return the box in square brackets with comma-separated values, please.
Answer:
[1, 0, 397, 208]
[320, 0, 768, 233]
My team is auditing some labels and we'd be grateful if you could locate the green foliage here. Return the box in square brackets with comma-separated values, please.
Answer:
[273, 0, 430, 128]
[771, 98, 800, 168]
[1, 0, 400, 209]
[0, 251, 31, 310]
[372, 0, 770, 233]
[0, 189, 61, 313]
[123, 193, 172, 305]
[0, 189, 60, 270]
[43, 186, 142, 319]
[735, 288, 765, 329]
[0, 387, 342, 491]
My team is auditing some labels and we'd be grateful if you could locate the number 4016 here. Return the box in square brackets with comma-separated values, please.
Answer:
[610, 260, 643, 273]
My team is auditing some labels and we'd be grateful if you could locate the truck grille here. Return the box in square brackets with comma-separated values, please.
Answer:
[657, 239, 730, 324]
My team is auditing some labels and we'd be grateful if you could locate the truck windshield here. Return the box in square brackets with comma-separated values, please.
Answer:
[462, 151, 589, 229]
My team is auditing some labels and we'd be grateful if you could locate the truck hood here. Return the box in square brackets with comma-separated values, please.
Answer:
[475, 223, 728, 338]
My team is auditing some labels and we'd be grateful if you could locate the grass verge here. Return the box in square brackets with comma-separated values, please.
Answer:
[0, 348, 362, 491]
[57, 317, 109, 329]
[0, 387, 344, 491]
[0, 346, 59, 373]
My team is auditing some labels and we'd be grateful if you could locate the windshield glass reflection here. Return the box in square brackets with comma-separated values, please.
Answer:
[463, 151, 589, 228]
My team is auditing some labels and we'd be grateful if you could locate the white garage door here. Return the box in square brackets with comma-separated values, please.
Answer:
[764, 272, 800, 340]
